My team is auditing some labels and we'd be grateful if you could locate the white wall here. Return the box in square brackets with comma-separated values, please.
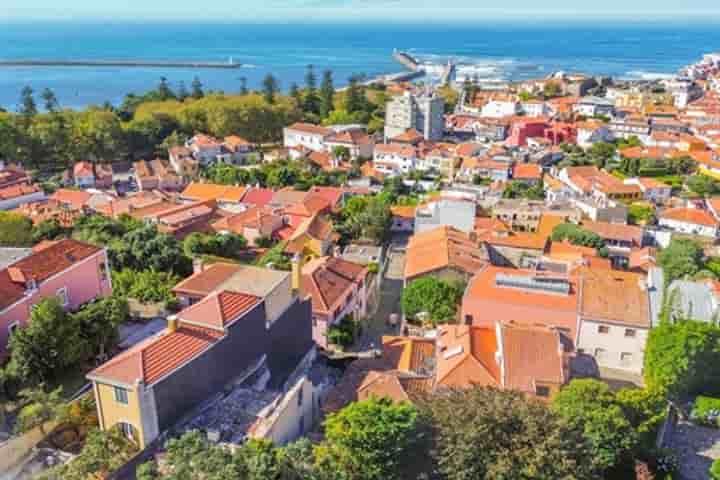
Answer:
[577, 320, 648, 373]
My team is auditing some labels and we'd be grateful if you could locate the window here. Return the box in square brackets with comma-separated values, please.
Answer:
[8, 321, 20, 336]
[624, 329, 636, 338]
[118, 422, 136, 442]
[56, 287, 69, 306]
[113, 386, 128, 405]
[464, 315, 473, 325]
[598, 325, 610, 334]
[535, 385, 550, 398]
[594, 348, 607, 361]
[99, 261, 108, 281]
[620, 352, 633, 365]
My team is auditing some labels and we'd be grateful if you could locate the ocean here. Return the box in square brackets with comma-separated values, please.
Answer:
[1, 20, 720, 109]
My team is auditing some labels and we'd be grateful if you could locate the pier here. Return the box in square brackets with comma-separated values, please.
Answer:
[0, 59, 242, 69]
[392, 50, 422, 72]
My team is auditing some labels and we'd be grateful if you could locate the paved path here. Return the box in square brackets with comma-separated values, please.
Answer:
[353, 246, 405, 352]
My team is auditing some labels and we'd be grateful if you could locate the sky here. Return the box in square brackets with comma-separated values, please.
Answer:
[3, 0, 720, 22]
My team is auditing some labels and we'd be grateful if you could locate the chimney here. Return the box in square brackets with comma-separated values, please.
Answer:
[192, 258, 204, 274]
[167, 315, 179, 334]
[291, 253, 303, 292]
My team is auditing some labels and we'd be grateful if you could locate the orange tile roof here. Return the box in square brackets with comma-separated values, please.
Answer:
[512, 163, 542, 180]
[300, 257, 368, 314]
[485, 231, 548, 250]
[181, 182, 247, 203]
[382, 335, 436, 374]
[172, 263, 243, 297]
[390, 205, 416, 219]
[579, 269, 650, 327]
[660, 207, 718, 227]
[51, 189, 92, 209]
[581, 220, 644, 245]
[88, 323, 225, 386]
[0, 239, 102, 310]
[286, 122, 332, 136]
[178, 290, 261, 330]
[500, 323, 564, 393]
[435, 324, 500, 389]
[404, 226, 488, 280]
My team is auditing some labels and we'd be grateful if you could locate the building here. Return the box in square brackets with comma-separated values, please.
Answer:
[0, 162, 31, 190]
[283, 123, 332, 152]
[576, 121, 614, 149]
[186, 134, 225, 165]
[223, 135, 260, 164]
[133, 159, 184, 192]
[491, 199, 579, 233]
[88, 278, 314, 448]
[298, 256, 369, 349]
[572, 96, 615, 117]
[414, 199, 476, 234]
[324, 128, 374, 159]
[212, 207, 286, 244]
[576, 269, 651, 373]
[384, 90, 445, 141]
[623, 177, 672, 204]
[373, 144, 417, 175]
[0, 239, 112, 356]
[511, 163, 543, 185]
[404, 226, 488, 285]
[0, 184, 45, 211]
[658, 207, 719, 238]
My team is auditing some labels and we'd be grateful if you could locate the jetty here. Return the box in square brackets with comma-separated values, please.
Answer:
[392, 50, 422, 72]
[0, 59, 242, 69]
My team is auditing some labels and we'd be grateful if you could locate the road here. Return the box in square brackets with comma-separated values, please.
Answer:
[353, 240, 407, 352]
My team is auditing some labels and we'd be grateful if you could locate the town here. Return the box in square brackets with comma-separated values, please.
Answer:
[2, 52, 720, 480]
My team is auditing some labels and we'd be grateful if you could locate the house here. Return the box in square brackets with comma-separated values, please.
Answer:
[283, 123, 332, 152]
[0, 239, 112, 356]
[186, 134, 224, 165]
[576, 121, 614, 149]
[492, 199, 579, 233]
[404, 226, 488, 285]
[576, 269, 651, 374]
[0, 184, 46, 211]
[461, 265, 580, 347]
[623, 177, 672, 203]
[223, 135, 260, 164]
[241, 188, 276, 210]
[298, 256, 369, 349]
[0, 162, 31, 190]
[172, 262, 243, 307]
[581, 220, 644, 266]
[50, 189, 93, 211]
[373, 144, 417, 174]
[212, 207, 285, 244]
[414, 199, 476, 234]
[458, 157, 511, 182]
[15, 198, 87, 228]
[88, 278, 314, 448]
[324, 129, 374, 159]
[658, 207, 719, 238]
[72, 162, 96, 188]
[511, 163, 543, 185]
[390, 205, 416, 232]
[180, 182, 247, 211]
[168, 146, 198, 178]
[94, 191, 172, 220]
[284, 214, 336, 259]
[133, 159, 184, 192]
[506, 118, 549, 147]
[573, 96, 615, 117]
[148, 200, 218, 240]
[307, 151, 342, 172]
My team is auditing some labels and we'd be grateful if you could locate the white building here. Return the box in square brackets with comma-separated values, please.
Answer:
[623, 177, 672, 204]
[572, 96, 615, 117]
[384, 90, 445, 141]
[576, 121, 615, 149]
[520, 100, 550, 117]
[283, 123, 332, 152]
[481, 99, 520, 118]
[373, 144, 417, 174]
[658, 207, 719, 238]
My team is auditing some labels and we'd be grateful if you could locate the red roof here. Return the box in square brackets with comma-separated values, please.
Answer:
[179, 290, 260, 330]
[660, 207, 718, 227]
[51, 189, 92, 210]
[242, 188, 275, 208]
[0, 184, 41, 201]
[172, 263, 243, 297]
[73, 161, 94, 178]
[0, 239, 102, 310]
[512, 163, 542, 180]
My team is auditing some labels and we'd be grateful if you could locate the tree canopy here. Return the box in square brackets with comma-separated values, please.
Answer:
[551, 223, 605, 249]
[0, 211, 34, 247]
[401, 276, 464, 325]
[658, 238, 705, 283]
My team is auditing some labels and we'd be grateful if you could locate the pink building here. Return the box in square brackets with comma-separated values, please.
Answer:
[506, 119, 550, 147]
[0, 239, 113, 357]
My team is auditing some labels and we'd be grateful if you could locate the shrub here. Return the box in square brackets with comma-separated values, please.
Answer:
[326, 315, 358, 348]
[691, 396, 720, 427]
[711, 458, 720, 479]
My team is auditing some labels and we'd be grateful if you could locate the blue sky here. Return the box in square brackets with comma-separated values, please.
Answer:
[3, 0, 720, 21]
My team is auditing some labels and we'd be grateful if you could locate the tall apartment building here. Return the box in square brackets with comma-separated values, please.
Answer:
[384, 90, 445, 141]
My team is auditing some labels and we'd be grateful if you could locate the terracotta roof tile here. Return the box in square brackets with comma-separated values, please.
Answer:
[178, 290, 261, 330]
[300, 257, 367, 314]
[172, 263, 243, 297]
[579, 269, 649, 327]
[660, 207, 718, 227]
[405, 226, 488, 280]
[500, 323, 564, 394]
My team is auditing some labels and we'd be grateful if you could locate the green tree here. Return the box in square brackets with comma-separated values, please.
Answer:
[344, 75, 365, 114]
[157, 76, 176, 101]
[303, 64, 321, 116]
[177, 81, 189, 101]
[422, 386, 594, 480]
[289, 82, 302, 106]
[111, 269, 180, 305]
[401, 276, 464, 324]
[0, 211, 34, 246]
[110, 224, 192, 275]
[711, 458, 720, 480]
[319, 69, 335, 118]
[543, 82, 562, 98]
[73, 296, 130, 360]
[7, 298, 85, 383]
[31, 219, 66, 243]
[316, 397, 419, 480]
[658, 238, 705, 283]
[338, 195, 391, 244]
[551, 223, 605, 249]
[687, 174, 720, 197]
[588, 141, 616, 168]
[72, 108, 126, 162]
[191, 76, 204, 99]
[644, 320, 720, 398]
[19, 86, 38, 119]
[13, 385, 67, 445]
[615, 387, 666, 448]
[262, 74, 279, 105]
[239, 76, 248, 96]
[40, 88, 60, 113]
[553, 379, 638, 474]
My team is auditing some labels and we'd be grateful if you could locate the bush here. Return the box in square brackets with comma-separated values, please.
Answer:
[326, 315, 358, 348]
[691, 396, 720, 427]
[112, 269, 180, 305]
[711, 458, 720, 479]
[551, 223, 605, 249]
[401, 277, 464, 325]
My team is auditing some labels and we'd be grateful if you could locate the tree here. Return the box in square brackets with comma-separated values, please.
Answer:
[658, 238, 705, 283]
[177, 81, 189, 101]
[262, 74, 279, 105]
[7, 298, 85, 383]
[157, 76, 175, 101]
[19, 86, 38, 118]
[110, 224, 192, 275]
[315, 397, 420, 480]
[711, 458, 720, 480]
[191, 76, 204, 99]
[0, 211, 34, 246]
[319, 69, 335, 118]
[644, 320, 720, 398]
[345, 75, 365, 114]
[73, 296, 130, 360]
[111, 269, 180, 305]
[338, 195, 391, 245]
[615, 387, 667, 448]
[551, 223, 605, 249]
[401, 277, 464, 324]
[14, 385, 67, 446]
[588, 141, 616, 168]
[502, 179, 545, 200]
[687, 174, 720, 197]
[32, 218, 66, 243]
[553, 379, 638, 474]
[303, 64, 321, 116]
[239, 76, 249, 95]
[41, 88, 60, 113]
[421, 386, 593, 480]
[72, 108, 126, 162]
[543, 82, 562, 98]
